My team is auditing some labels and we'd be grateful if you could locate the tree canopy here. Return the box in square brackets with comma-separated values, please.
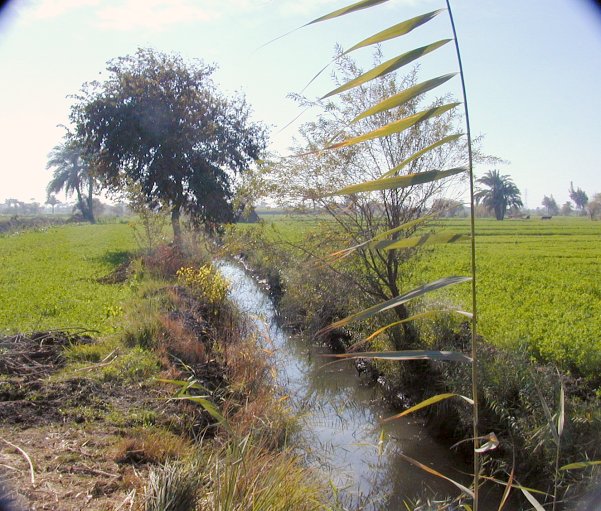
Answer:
[71, 48, 267, 240]
[474, 170, 522, 220]
[542, 195, 559, 216]
[569, 182, 588, 214]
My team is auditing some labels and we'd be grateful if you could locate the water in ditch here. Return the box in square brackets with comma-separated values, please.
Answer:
[219, 260, 474, 509]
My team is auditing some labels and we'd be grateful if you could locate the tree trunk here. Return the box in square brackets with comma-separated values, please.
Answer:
[494, 203, 504, 221]
[75, 185, 86, 221]
[171, 206, 182, 246]
[87, 176, 95, 224]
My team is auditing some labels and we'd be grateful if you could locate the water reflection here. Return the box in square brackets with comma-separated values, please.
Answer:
[219, 261, 471, 510]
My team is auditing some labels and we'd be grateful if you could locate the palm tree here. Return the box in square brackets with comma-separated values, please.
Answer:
[474, 170, 522, 220]
[46, 138, 97, 223]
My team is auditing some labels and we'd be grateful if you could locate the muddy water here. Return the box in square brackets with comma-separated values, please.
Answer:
[219, 261, 472, 509]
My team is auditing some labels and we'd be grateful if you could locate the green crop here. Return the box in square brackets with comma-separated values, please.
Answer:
[414, 217, 601, 376]
[0, 223, 137, 335]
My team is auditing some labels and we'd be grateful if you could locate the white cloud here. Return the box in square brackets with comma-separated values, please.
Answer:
[95, 0, 216, 31]
[26, 0, 101, 20]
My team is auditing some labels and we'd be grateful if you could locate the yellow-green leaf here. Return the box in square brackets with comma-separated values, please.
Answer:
[331, 167, 466, 195]
[383, 393, 474, 423]
[319, 276, 470, 334]
[374, 231, 465, 251]
[380, 134, 464, 178]
[307, 0, 389, 25]
[325, 215, 435, 262]
[346, 310, 472, 352]
[560, 460, 601, 471]
[327, 103, 460, 150]
[322, 40, 452, 99]
[344, 9, 444, 55]
[352, 74, 457, 123]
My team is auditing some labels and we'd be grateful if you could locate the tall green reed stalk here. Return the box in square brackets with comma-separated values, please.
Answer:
[287, 0, 483, 507]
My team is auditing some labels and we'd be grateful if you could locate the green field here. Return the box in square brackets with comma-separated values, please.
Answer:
[255, 214, 601, 376]
[0, 223, 137, 335]
[419, 217, 601, 375]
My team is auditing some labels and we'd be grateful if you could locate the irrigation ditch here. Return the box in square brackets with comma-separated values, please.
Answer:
[218, 259, 496, 509]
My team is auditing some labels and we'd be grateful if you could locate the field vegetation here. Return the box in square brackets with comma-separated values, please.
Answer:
[0, 223, 136, 335]
[414, 217, 601, 379]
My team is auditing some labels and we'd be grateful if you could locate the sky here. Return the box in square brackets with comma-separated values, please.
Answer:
[0, 0, 600, 209]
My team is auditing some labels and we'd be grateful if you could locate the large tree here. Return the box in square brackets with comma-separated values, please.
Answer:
[71, 48, 267, 242]
[47, 136, 97, 223]
[474, 170, 522, 220]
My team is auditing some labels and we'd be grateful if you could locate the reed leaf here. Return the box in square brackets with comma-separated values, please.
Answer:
[319, 276, 470, 334]
[533, 375, 560, 446]
[344, 9, 445, 55]
[480, 476, 548, 496]
[331, 167, 466, 195]
[380, 134, 464, 178]
[474, 432, 499, 453]
[347, 309, 472, 351]
[326, 349, 471, 362]
[383, 393, 474, 423]
[322, 40, 452, 99]
[326, 103, 460, 150]
[173, 396, 230, 433]
[307, 0, 389, 25]
[557, 381, 565, 438]
[397, 451, 474, 497]
[521, 488, 546, 511]
[560, 460, 601, 471]
[325, 215, 435, 262]
[352, 73, 457, 123]
[497, 459, 515, 511]
[374, 231, 465, 251]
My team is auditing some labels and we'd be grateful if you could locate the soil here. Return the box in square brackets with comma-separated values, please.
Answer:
[0, 331, 195, 511]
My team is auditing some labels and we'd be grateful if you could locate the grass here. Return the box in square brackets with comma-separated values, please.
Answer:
[0, 223, 137, 335]
[415, 217, 601, 377]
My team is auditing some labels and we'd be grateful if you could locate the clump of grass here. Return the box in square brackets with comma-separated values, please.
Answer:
[144, 461, 199, 511]
[198, 436, 326, 511]
[157, 315, 206, 366]
[106, 407, 157, 428]
[64, 337, 120, 363]
[101, 346, 160, 382]
[114, 427, 193, 466]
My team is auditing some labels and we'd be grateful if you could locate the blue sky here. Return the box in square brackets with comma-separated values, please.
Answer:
[0, 0, 599, 208]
